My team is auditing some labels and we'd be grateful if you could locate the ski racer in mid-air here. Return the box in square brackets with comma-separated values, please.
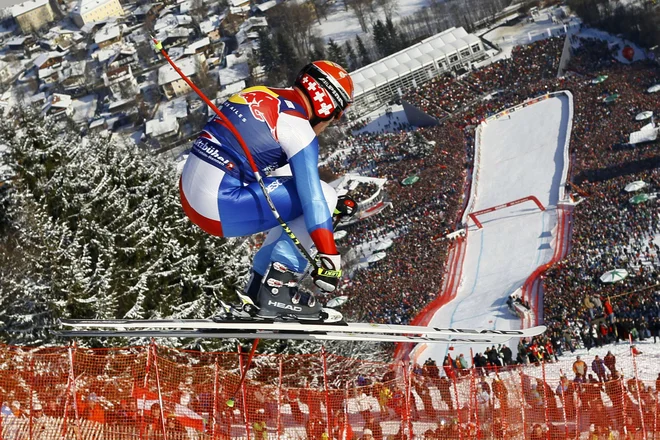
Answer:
[179, 60, 356, 321]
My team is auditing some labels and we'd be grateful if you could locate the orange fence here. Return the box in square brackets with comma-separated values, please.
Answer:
[0, 343, 658, 439]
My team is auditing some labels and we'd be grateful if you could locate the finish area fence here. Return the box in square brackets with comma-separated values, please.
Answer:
[0, 343, 658, 440]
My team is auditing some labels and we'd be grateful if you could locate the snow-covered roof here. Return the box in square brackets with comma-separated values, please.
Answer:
[254, 0, 277, 12]
[236, 17, 268, 45]
[71, 94, 98, 124]
[6, 36, 29, 46]
[33, 51, 64, 69]
[175, 14, 193, 26]
[89, 118, 106, 129]
[30, 92, 47, 104]
[94, 25, 122, 44]
[50, 93, 72, 109]
[228, 0, 249, 7]
[132, 3, 152, 15]
[218, 80, 246, 100]
[158, 56, 198, 85]
[108, 96, 135, 110]
[72, 0, 119, 16]
[351, 27, 483, 96]
[11, 0, 49, 17]
[184, 37, 210, 55]
[218, 61, 249, 86]
[145, 114, 179, 137]
[161, 96, 188, 119]
[199, 14, 225, 34]
[178, 0, 191, 13]
[64, 61, 87, 77]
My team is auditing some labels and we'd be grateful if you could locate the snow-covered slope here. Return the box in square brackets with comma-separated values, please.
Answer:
[414, 94, 572, 364]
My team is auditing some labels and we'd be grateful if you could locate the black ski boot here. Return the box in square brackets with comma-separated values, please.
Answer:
[256, 262, 323, 320]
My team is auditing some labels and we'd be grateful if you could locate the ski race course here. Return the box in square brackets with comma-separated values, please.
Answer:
[413, 92, 574, 364]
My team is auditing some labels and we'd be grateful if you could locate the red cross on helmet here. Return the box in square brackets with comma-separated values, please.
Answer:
[295, 60, 354, 124]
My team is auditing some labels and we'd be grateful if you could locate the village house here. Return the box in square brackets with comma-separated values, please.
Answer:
[145, 113, 180, 143]
[199, 15, 224, 42]
[5, 36, 36, 55]
[42, 93, 73, 119]
[228, 0, 250, 15]
[218, 53, 249, 89]
[94, 24, 124, 48]
[72, 0, 125, 28]
[106, 46, 139, 71]
[184, 37, 211, 57]
[235, 17, 268, 49]
[12, 0, 55, 33]
[40, 28, 84, 52]
[60, 60, 88, 95]
[33, 51, 67, 85]
[131, 2, 164, 24]
[158, 55, 201, 99]
[102, 65, 139, 100]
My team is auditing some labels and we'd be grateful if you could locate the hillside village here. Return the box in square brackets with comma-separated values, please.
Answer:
[0, 0, 274, 151]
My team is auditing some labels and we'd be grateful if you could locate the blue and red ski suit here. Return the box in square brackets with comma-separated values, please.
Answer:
[179, 86, 338, 275]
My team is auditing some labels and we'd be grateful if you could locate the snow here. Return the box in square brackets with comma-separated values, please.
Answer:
[351, 103, 410, 135]
[482, 14, 580, 61]
[574, 27, 647, 64]
[70, 94, 98, 124]
[309, 0, 429, 43]
[414, 94, 573, 365]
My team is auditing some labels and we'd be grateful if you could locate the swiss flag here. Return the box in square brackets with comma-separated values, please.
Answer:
[175, 403, 204, 431]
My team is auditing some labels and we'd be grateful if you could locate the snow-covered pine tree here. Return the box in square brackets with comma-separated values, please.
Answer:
[0, 108, 251, 346]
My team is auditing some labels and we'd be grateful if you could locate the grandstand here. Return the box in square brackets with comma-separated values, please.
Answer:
[349, 27, 487, 117]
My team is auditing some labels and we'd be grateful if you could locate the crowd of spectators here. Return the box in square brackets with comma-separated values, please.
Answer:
[324, 32, 660, 364]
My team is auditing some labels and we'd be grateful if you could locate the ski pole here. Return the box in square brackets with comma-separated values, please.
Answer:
[226, 338, 260, 408]
[151, 37, 319, 270]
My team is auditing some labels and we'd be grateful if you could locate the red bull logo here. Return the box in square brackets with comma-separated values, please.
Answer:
[240, 89, 280, 136]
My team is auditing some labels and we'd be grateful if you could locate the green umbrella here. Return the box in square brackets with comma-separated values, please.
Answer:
[402, 175, 420, 186]
[603, 94, 620, 103]
[600, 269, 628, 283]
[591, 75, 608, 84]
[629, 193, 650, 204]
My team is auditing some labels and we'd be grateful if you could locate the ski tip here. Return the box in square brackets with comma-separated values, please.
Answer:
[527, 325, 547, 336]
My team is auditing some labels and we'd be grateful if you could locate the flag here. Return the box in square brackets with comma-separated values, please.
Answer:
[175, 404, 204, 431]
[133, 387, 160, 411]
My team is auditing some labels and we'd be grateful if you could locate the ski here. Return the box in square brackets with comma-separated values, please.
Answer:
[55, 329, 516, 344]
[60, 318, 546, 340]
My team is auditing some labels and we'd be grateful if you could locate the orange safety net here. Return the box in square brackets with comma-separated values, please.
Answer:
[0, 343, 657, 439]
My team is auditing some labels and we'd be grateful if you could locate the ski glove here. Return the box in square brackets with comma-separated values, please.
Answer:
[313, 253, 342, 292]
[334, 195, 357, 218]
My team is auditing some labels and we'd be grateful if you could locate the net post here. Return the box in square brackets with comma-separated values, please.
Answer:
[518, 368, 527, 439]
[321, 346, 332, 437]
[619, 373, 628, 437]
[211, 358, 218, 439]
[151, 342, 168, 440]
[399, 361, 408, 438]
[541, 360, 550, 434]
[403, 360, 413, 439]
[139, 345, 153, 440]
[236, 344, 251, 439]
[276, 358, 284, 440]
[67, 342, 82, 440]
[630, 340, 647, 439]
[449, 357, 463, 440]
[469, 367, 480, 439]
[28, 353, 34, 440]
